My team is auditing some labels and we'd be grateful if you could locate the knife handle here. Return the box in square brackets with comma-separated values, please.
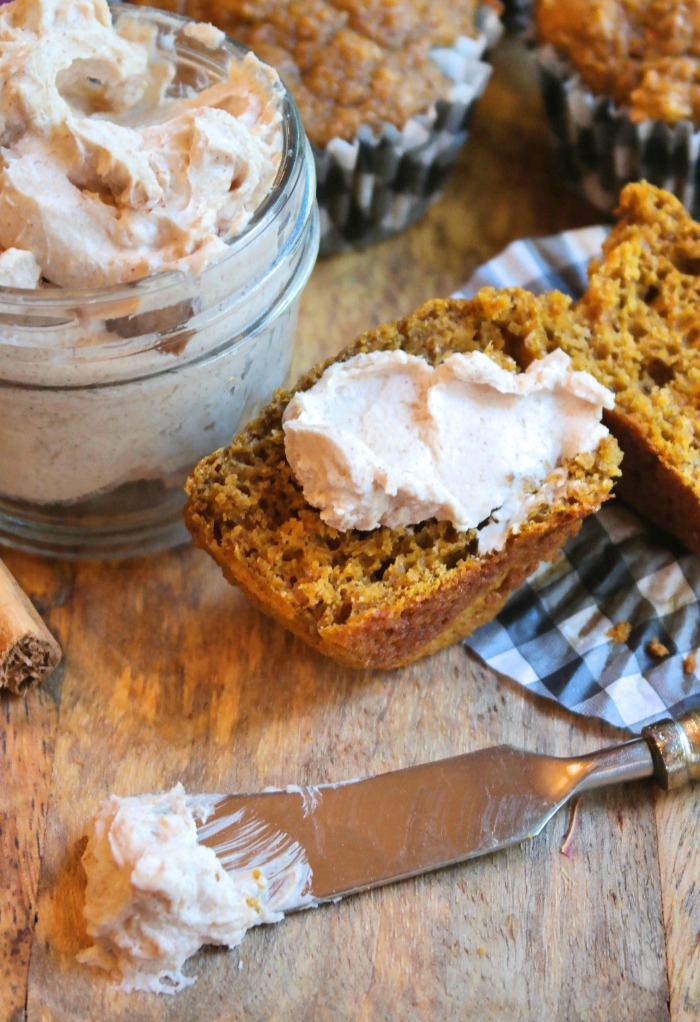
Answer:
[641, 710, 700, 790]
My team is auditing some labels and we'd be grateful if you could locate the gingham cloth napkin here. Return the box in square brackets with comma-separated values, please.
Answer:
[454, 227, 700, 733]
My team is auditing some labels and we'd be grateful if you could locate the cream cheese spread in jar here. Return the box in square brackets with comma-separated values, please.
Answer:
[0, 0, 319, 557]
[0, 0, 283, 286]
[282, 348, 614, 552]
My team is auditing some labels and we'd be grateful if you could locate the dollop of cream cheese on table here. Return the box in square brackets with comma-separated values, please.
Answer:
[78, 784, 282, 995]
[282, 348, 614, 552]
[0, 0, 283, 288]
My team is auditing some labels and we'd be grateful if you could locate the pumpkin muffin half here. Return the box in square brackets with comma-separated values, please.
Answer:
[184, 289, 621, 670]
[568, 181, 700, 556]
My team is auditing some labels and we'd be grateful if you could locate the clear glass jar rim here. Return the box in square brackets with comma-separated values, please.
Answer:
[0, 2, 305, 313]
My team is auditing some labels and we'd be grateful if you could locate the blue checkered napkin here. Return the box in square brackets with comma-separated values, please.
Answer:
[454, 228, 700, 733]
[451, 224, 609, 300]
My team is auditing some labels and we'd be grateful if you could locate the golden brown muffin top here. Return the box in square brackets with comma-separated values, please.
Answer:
[536, 0, 700, 124]
[162, 0, 498, 145]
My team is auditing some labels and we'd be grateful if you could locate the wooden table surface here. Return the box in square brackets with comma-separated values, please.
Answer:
[2, 35, 699, 1022]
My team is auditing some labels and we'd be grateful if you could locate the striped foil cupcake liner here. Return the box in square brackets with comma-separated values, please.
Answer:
[499, 0, 533, 36]
[536, 44, 700, 219]
[315, 6, 503, 256]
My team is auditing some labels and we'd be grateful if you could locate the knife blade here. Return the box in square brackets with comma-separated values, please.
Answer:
[193, 710, 699, 914]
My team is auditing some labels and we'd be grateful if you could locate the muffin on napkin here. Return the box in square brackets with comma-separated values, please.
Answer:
[185, 289, 620, 670]
[535, 0, 700, 216]
[146, 0, 503, 254]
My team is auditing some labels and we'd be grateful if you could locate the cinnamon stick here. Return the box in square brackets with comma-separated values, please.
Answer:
[0, 558, 61, 694]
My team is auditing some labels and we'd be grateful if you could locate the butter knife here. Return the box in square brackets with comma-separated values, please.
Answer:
[194, 711, 700, 913]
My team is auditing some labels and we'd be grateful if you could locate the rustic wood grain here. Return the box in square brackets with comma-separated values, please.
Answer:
[655, 784, 700, 1020]
[2, 31, 698, 1022]
[24, 579, 673, 1022]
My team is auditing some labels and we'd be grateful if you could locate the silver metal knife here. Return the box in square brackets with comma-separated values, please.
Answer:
[194, 711, 700, 914]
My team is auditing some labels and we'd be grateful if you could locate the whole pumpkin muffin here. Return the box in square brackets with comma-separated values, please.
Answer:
[140, 0, 503, 253]
[535, 0, 700, 216]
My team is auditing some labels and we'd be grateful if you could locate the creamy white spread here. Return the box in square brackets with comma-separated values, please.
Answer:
[0, 0, 318, 536]
[0, 247, 41, 289]
[78, 784, 283, 995]
[0, 0, 283, 288]
[282, 348, 614, 552]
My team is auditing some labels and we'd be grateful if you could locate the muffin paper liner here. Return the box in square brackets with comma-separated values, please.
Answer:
[499, 0, 533, 36]
[454, 227, 700, 733]
[316, 6, 502, 255]
[536, 44, 700, 218]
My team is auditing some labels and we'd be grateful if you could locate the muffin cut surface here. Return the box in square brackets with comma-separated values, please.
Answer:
[566, 182, 700, 555]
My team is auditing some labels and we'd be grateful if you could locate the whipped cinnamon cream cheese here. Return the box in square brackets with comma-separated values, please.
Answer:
[0, 0, 319, 556]
[282, 348, 614, 552]
[0, 0, 283, 288]
[79, 784, 282, 995]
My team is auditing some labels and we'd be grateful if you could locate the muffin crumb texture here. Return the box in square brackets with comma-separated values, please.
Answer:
[607, 620, 632, 643]
[647, 637, 670, 658]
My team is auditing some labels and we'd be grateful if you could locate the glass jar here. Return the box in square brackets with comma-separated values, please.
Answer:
[0, 5, 319, 558]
